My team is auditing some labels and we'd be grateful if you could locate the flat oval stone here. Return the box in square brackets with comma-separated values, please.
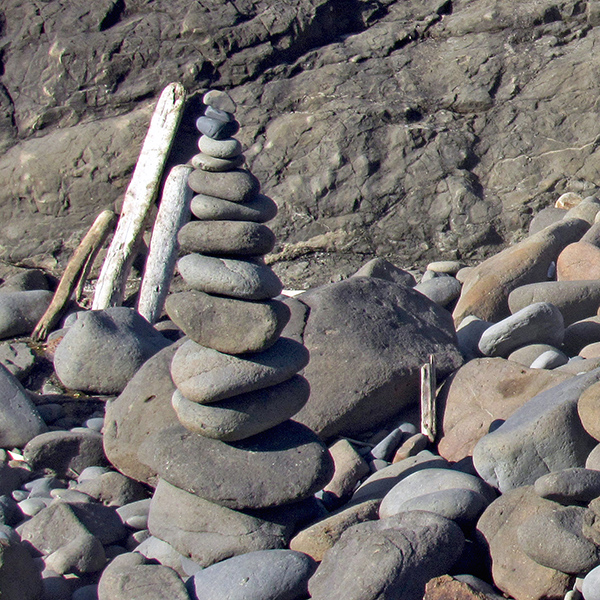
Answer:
[203, 90, 236, 113]
[139, 420, 334, 509]
[188, 169, 259, 202]
[190, 194, 277, 223]
[191, 152, 245, 172]
[170, 338, 309, 404]
[198, 135, 242, 158]
[534, 468, 600, 504]
[177, 255, 282, 300]
[564, 316, 600, 355]
[178, 221, 276, 256]
[530, 349, 569, 369]
[195, 116, 239, 140]
[165, 291, 289, 354]
[171, 375, 310, 441]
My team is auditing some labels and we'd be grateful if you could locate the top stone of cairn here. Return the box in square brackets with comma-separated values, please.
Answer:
[203, 90, 236, 114]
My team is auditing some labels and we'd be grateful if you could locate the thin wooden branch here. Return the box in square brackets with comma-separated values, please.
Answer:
[92, 82, 187, 310]
[420, 354, 437, 443]
[32, 210, 117, 341]
[137, 164, 193, 323]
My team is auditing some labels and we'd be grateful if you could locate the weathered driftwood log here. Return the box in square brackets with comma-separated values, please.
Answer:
[420, 354, 437, 443]
[92, 82, 186, 310]
[137, 164, 194, 323]
[32, 210, 117, 341]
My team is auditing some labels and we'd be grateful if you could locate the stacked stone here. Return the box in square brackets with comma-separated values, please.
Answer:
[140, 91, 334, 566]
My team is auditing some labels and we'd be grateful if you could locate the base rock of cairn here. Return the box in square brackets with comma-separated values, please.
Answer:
[134, 91, 333, 564]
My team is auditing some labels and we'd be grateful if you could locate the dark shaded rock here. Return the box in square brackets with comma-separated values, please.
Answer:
[308, 511, 465, 600]
[97, 551, 189, 600]
[0, 290, 53, 339]
[293, 277, 463, 440]
[23, 430, 108, 478]
[140, 421, 334, 509]
[0, 537, 44, 600]
[473, 368, 600, 492]
[187, 549, 316, 600]
[0, 269, 49, 293]
[54, 307, 170, 394]
[0, 342, 35, 380]
[165, 291, 290, 354]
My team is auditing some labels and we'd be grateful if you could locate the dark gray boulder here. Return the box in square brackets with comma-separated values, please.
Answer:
[292, 277, 463, 440]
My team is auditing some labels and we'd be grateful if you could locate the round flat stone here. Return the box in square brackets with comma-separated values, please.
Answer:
[139, 420, 334, 509]
[198, 135, 242, 158]
[188, 169, 259, 202]
[171, 375, 310, 441]
[165, 291, 290, 354]
[203, 90, 237, 113]
[177, 255, 282, 300]
[191, 193, 277, 223]
[191, 152, 245, 172]
[195, 116, 239, 140]
[178, 221, 275, 256]
[170, 337, 309, 404]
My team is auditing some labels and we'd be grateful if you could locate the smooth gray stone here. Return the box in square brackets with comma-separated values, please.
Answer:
[0, 342, 35, 380]
[530, 349, 569, 369]
[116, 499, 151, 529]
[140, 421, 334, 510]
[508, 280, 600, 326]
[583, 564, 600, 600]
[308, 511, 465, 600]
[0, 363, 47, 448]
[473, 368, 600, 492]
[0, 269, 49, 293]
[350, 451, 448, 506]
[187, 549, 316, 600]
[23, 430, 107, 478]
[147, 479, 316, 567]
[456, 315, 492, 361]
[171, 375, 310, 441]
[97, 551, 189, 600]
[534, 468, 600, 504]
[478, 302, 565, 358]
[178, 220, 275, 256]
[136, 535, 190, 578]
[387, 488, 488, 527]
[195, 115, 239, 140]
[177, 254, 283, 300]
[74, 471, 148, 507]
[370, 427, 405, 461]
[517, 506, 599, 574]
[379, 467, 496, 519]
[54, 307, 171, 394]
[187, 168, 258, 201]
[426, 260, 464, 275]
[351, 258, 416, 287]
[166, 291, 289, 354]
[508, 343, 561, 367]
[414, 276, 462, 307]
[191, 151, 244, 172]
[198, 135, 242, 158]
[203, 90, 236, 114]
[19, 497, 49, 517]
[0, 290, 53, 339]
[190, 193, 277, 223]
[170, 337, 309, 404]
[103, 341, 183, 486]
[528, 206, 568, 235]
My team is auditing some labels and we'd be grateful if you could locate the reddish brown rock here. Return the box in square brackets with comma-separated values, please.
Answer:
[581, 342, 600, 359]
[557, 241, 600, 281]
[424, 575, 497, 600]
[578, 380, 600, 442]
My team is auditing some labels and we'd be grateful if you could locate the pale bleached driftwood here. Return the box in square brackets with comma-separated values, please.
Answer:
[32, 209, 117, 341]
[137, 164, 193, 323]
[420, 354, 437, 443]
[92, 82, 187, 310]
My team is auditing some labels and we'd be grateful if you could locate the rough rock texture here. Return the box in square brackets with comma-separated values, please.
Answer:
[6, 1, 600, 287]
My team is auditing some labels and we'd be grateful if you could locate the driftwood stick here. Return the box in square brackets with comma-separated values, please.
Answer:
[137, 164, 193, 323]
[92, 82, 187, 310]
[32, 209, 117, 341]
[420, 354, 437, 443]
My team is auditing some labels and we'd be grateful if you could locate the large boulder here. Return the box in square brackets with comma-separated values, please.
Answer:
[291, 277, 463, 440]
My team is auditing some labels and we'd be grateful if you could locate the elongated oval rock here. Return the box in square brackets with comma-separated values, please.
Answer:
[534, 468, 600, 504]
[198, 135, 242, 158]
[452, 218, 589, 326]
[177, 254, 282, 300]
[478, 302, 564, 357]
[178, 221, 276, 256]
[0, 289, 53, 339]
[171, 375, 310, 441]
[171, 338, 309, 404]
[508, 280, 600, 326]
[139, 421, 334, 509]
[473, 368, 600, 492]
[190, 194, 277, 223]
[563, 316, 600, 355]
[191, 152, 244, 172]
[188, 168, 259, 202]
[165, 291, 290, 355]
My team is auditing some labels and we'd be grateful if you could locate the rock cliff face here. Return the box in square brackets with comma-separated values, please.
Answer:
[1, 0, 599, 286]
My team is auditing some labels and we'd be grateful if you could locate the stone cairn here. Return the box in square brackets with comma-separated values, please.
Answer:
[140, 90, 334, 565]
